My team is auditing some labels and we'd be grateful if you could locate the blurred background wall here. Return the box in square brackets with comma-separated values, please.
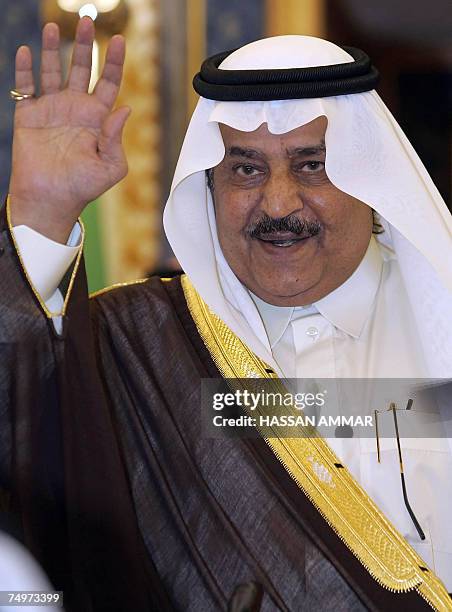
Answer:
[0, 0, 451, 292]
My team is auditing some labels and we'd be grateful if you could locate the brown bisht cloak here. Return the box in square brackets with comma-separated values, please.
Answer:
[0, 202, 450, 611]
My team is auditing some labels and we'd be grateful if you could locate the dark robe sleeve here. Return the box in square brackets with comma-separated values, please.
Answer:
[0, 200, 172, 612]
[0, 201, 59, 495]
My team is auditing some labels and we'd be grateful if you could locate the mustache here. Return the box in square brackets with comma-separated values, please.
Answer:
[246, 213, 322, 239]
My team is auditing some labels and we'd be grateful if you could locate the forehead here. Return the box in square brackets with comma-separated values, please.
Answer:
[219, 116, 327, 154]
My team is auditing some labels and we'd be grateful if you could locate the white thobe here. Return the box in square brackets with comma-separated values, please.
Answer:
[248, 238, 452, 588]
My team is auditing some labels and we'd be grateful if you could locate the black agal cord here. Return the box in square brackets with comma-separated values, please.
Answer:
[193, 46, 379, 101]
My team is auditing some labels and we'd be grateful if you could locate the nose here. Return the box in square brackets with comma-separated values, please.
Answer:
[260, 169, 304, 219]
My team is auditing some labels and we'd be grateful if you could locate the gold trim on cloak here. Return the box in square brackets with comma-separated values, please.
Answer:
[181, 274, 452, 611]
[89, 278, 149, 299]
[6, 195, 85, 319]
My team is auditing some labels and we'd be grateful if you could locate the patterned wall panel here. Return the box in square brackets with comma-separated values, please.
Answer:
[206, 0, 264, 56]
[160, 0, 187, 203]
[0, 0, 41, 200]
[98, 0, 161, 284]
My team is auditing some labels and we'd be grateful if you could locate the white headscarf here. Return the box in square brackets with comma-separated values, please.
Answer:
[163, 35, 452, 377]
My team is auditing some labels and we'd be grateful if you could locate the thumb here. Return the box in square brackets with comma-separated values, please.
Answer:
[98, 105, 131, 163]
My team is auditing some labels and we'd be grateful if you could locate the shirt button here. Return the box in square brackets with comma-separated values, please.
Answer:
[0, 246, 4, 257]
[306, 326, 319, 340]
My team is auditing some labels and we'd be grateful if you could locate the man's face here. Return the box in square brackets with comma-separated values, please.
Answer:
[212, 117, 373, 306]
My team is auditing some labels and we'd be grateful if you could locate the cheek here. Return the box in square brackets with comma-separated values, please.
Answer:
[307, 192, 371, 256]
[325, 203, 373, 261]
[215, 189, 259, 236]
[311, 189, 371, 230]
[340, 200, 373, 234]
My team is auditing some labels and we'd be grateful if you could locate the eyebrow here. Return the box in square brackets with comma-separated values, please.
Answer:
[227, 146, 263, 159]
[287, 143, 326, 156]
[226, 143, 326, 159]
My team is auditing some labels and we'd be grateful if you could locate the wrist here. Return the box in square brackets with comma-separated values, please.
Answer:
[8, 194, 80, 244]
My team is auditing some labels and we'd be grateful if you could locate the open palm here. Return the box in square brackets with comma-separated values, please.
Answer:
[9, 17, 130, 242]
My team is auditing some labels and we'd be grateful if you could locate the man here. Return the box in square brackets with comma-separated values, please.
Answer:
[1, 15, 451, 612]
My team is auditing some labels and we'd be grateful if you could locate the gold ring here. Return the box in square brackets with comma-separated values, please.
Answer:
[10, 89, 35, 101]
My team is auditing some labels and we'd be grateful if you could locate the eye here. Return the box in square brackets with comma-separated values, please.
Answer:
[234, 164, 263, 177]
[299, 161, 325, 173]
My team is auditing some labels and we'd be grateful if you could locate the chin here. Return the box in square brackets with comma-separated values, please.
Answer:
[254, 279, 316, 304]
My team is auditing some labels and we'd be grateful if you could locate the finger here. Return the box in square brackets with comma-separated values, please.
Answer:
[67, 16, 94, 92]
[40, 22, 62, 94]
[93, 35, 125, 110]
[98, 106, 131, 164]
[15, 45, 35, 101]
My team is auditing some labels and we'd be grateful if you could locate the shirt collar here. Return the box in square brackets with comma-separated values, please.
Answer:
[250, 237, 383, 347]
[249, 292, 294, 349]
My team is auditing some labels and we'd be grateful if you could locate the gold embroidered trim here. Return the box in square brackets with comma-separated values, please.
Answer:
[89, 278, 148, 299]
[6, 195, 85, 319]
[181, 274, 452, 611]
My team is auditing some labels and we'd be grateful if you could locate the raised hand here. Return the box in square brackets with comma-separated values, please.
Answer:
[8, 17, 130, 243]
